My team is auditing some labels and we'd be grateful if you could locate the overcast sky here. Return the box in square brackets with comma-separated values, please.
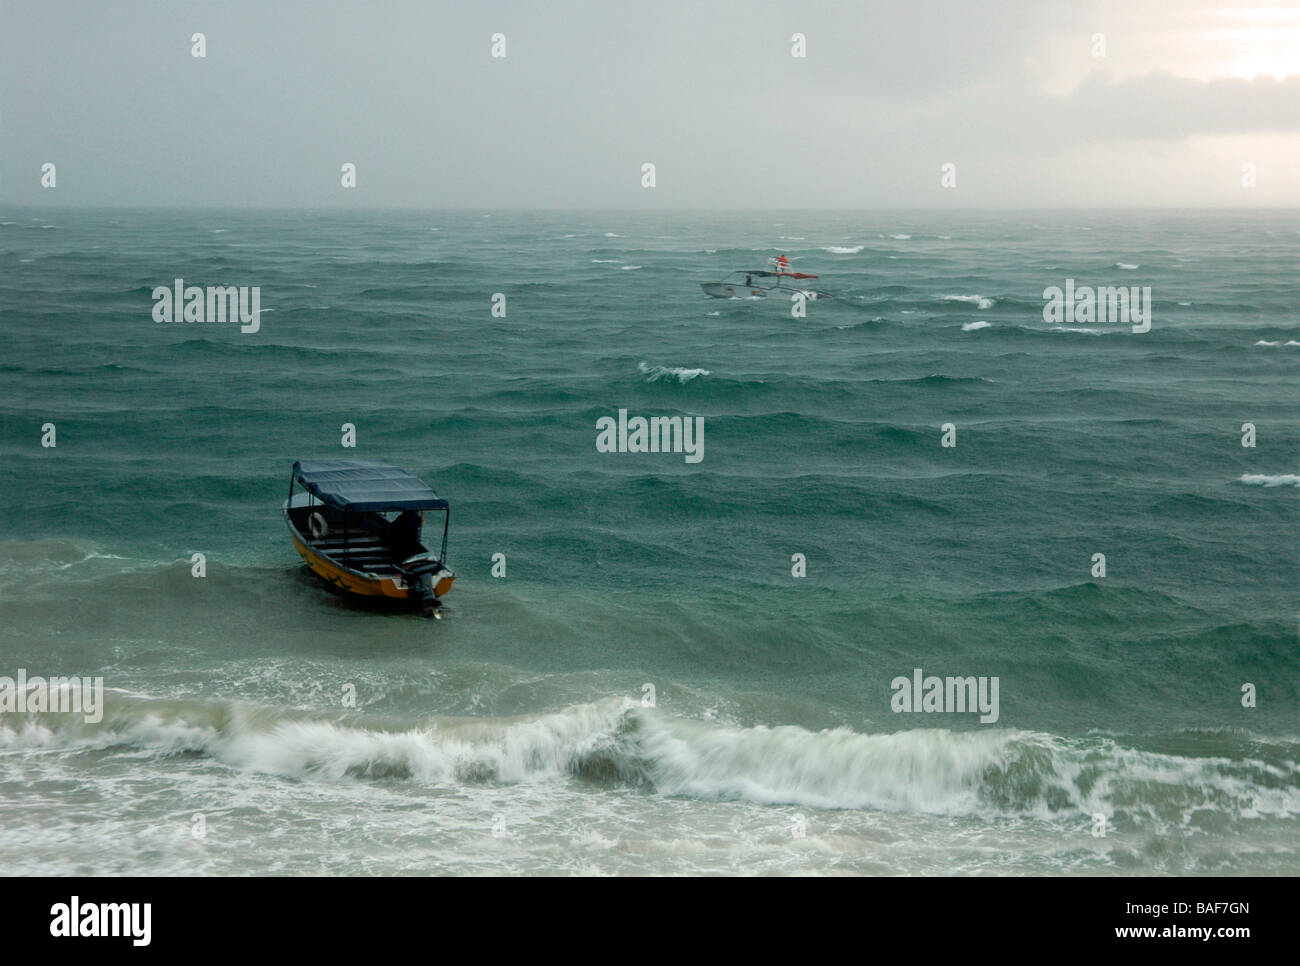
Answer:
[2, 0, 1299, 207]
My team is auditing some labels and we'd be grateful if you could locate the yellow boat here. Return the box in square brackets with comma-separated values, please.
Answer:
[284, 459, 455, 618]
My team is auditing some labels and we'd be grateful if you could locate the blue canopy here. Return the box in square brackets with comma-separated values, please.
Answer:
[292, 459, 449, 512]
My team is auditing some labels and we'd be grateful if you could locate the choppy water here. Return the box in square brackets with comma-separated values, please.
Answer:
[0, 208, 1296, 875]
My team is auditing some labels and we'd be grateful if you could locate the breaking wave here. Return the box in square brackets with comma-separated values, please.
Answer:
[3, 694, 1295, 823]
[942, 294, 995, 310]
[639, 361, 711, 383]
[1237, 474, 1300, 487]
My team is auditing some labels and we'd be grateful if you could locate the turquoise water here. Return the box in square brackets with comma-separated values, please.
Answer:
[0, 208, 1296, 874]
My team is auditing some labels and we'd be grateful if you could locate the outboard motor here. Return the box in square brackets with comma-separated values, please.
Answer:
[399, 553, 446, 618]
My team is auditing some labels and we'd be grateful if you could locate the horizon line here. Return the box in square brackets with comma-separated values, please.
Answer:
[3, 203, 1299, 213]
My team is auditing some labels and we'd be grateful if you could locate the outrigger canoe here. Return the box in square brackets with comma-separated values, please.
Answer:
[284, 459, 455, 618]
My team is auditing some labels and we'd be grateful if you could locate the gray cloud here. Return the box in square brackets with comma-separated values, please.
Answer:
[0, 0, 1295, 207]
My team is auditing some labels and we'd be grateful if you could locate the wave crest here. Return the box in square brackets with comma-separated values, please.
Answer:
[4, 694, 1295, 823]
[638, 361, 710, 383]
[1238, 474, 1300, 487]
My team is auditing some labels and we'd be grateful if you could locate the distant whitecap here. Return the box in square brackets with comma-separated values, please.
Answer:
[639, 361, 710, 383]
[942, 294, 994, 310]
[1238, 474, 1300, 487]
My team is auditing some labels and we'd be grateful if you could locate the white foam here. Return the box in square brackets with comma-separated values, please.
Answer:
[1238, 474, 1300, 487]
[0, 695, 637, 786]
[942, 294, 994, 310]
[639, 361, 710, 383]
[1116, 262, 1139, 270]
[631, 717, 1298, 820]
[962, 320, 992, 331]
[5, 696, 1294, 824]
[823, 245, 864, 254]
[635, 718, 1006, 813]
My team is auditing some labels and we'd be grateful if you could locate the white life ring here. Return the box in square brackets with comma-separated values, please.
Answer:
[308, 512, 329, 540]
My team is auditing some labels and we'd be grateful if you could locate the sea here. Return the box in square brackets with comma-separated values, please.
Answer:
[0, 207, 1296, 875]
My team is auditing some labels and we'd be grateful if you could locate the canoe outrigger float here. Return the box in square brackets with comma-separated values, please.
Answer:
[284, 459, 455, 618]
[700, 269, 832, 301]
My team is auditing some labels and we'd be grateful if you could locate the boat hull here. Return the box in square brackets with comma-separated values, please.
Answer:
[286, 519, 454, 603]
[701, 282, 830, 301]
[701, 282, 767, 299]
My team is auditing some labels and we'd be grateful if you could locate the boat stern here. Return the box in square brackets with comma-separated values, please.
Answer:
[434, 570, 455, 597]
